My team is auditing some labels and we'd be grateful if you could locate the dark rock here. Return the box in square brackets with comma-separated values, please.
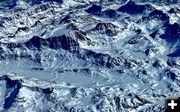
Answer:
[57, 35, 79, 52]
[1, 75, 22, 109]
[26, 0, 63, 5]
[85, 4, 102, 15]
[42, 88, 53, 94]
[25, 36, 45, 50]
[149, 9, 169, 21]
[102, 9, 117, 18]
[67, 23, 79, 30]
[150, 30, 158, 38]
[70, 88, 78, 97]
[168, 8, 176, 13]
[153, 60, 162, 68]
[114, 97, 121, 109]
[60, 15, 70, 24]
[2, 0, 16, 9]
[118, 1, 147, 14]
[91, 23, 118, 36]
[167, 49, 180, 57]
[159, 69, 177, 81]
[165, 69, 176, 81]
[5, 35, 79, 52]
[160, 22, 180, 43]
[74, 31, 86, 41]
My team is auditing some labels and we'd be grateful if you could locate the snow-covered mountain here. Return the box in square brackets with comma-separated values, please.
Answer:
[0, 0, 179, 111]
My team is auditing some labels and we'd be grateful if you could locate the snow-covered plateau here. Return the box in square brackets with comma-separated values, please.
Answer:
[0, 0, 180, 111]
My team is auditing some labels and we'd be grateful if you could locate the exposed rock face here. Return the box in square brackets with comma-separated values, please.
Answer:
[0, 0, 179, 112]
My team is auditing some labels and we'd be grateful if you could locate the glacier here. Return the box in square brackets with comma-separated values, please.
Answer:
[0, 0, 179, 111]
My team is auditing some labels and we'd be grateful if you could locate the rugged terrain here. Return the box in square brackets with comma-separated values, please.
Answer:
[0, 0, 180, 111]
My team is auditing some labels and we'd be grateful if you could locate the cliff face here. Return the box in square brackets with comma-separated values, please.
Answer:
[0, 0, 179, 111]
